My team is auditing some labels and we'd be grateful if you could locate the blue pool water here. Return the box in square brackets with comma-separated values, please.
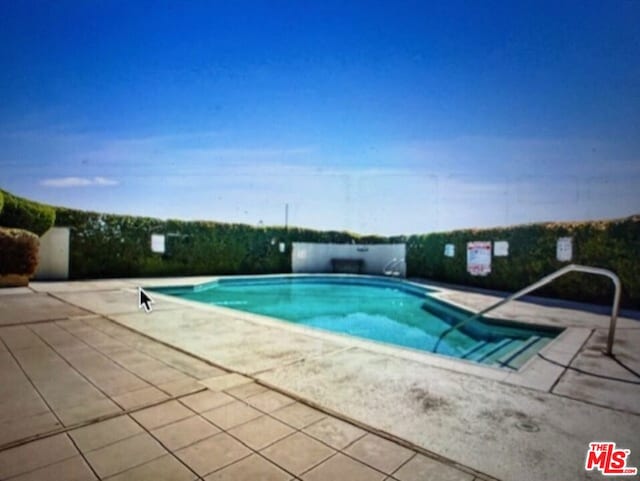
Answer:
[151, 275, 560, 369]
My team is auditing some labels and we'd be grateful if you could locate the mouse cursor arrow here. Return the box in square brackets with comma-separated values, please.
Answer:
[138, 287, 154, 313]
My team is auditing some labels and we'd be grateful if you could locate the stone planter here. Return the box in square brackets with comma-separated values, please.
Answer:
[0, 227, 40, 288]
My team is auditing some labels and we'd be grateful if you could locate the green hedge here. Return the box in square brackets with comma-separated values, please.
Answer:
[0, 227, 40, 276]
[54, 207, 387, 279]
[51, 205, 640, 307]
[1, 188, 635, 307]
[0, 190, 55, 236]
[407, 216, 640, 308]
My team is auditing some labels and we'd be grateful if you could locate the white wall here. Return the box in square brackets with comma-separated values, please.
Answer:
[35, 227, 70, 280]
[292, 242, 406, 277]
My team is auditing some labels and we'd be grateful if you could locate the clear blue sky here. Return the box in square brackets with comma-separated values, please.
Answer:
[1, 1, 638, 235]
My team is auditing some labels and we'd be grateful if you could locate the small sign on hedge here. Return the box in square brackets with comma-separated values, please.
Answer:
[494, 240, 509, 257]
[444, 243, 455, 257]
[557, 237, 573, 262]
[467, 241, 492, 276]
[151, 234, 166, 254]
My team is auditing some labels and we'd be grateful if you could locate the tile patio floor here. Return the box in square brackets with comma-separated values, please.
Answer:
[0, 289, 481, 481]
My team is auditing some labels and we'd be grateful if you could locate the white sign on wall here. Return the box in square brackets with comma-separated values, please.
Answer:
[151, 234, 166, 254]
[494, 240, 509, 257]
[557, 237, 573, 261]
[467, 241, 492, 276]
[444, 244, 455, 257]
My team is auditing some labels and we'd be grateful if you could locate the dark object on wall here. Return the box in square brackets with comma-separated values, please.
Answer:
[331, 258, 365, 274]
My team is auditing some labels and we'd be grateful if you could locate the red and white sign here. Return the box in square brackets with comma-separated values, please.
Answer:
[467, 241, 492, 276]
[585, 442, 637, 476]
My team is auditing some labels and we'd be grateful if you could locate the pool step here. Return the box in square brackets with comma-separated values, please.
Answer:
[496, 336, 547, 370]
[460, 341, 489, 359]
[474, 338, 517, 363]
[460, 338, 515, 363]
[460, 336, 548, 369]
[467, 341, 508, 362]
[421, 301, 505, 342]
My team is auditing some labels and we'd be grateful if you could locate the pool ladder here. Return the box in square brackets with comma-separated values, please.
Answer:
[382, 258, 405, 277]
[433, 264, 622, 356]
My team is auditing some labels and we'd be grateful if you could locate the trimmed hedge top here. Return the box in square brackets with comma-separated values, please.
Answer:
[53, 206, 389, 279]
[0, 190, 55, 236]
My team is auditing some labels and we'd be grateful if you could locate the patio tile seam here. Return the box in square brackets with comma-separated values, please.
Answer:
[53, 318, 199, 398]
[243, 379, 500, 481]
[168, 394, 345, 479]
[72, 315, 221, 382]
[546, 390, 640, 417]
[300, 415, 367, 448]
[95, 450, 168, 480]
[25, 323, 134, 412]
[70, 416, 143, 454]
[2, 445, 80, 481]
[291, 445, 408, 481]
[0, 338, 94, 479]
[136, 351, 495, 481]
[209, 388, 332, 436]
[64, 431, 102, 480]
[302, 434, 409, 479]
[47, 288, 125, 295]
[0, 386, 209, 452]
[0, 316, 81, 328]
[38, 323, 150, 382]
[177, 395, 237, 415]
[124, 412, 204, 480]
[195, 397, 407, 480]
[548, 328, 596, 393]
[195, 425, 304, 480]
[386, 451, 418, 479]
[47, 288, 187, 317]
[99, 313, 237, 376]
[0, 335, 66, 435]
[197, 450, 255, 478]
[286, 449, 341, 479]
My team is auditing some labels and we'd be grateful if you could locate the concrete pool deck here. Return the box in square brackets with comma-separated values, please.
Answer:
[1, 277, 639, 481]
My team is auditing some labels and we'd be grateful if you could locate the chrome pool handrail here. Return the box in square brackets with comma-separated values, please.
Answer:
[383, 258, 405, 277]
[432, 264, 622, 356]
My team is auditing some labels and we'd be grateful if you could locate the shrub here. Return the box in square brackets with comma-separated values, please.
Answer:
[0, 190, 4, 215]
[0, 227, 40, 276]
[0, 190, 55, 236]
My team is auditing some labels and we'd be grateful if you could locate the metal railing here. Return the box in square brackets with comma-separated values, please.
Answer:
[382, 258, 405, 277]
[433, 264, 622, 356]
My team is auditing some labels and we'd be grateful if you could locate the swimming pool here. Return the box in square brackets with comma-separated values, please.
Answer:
[151, 275, 561, 369]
